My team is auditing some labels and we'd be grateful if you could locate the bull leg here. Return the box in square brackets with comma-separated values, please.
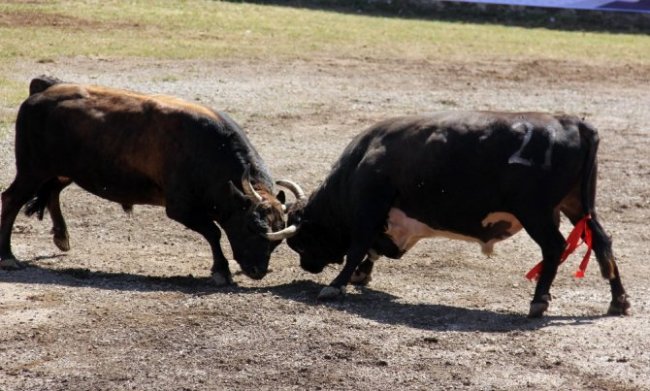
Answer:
[562, 208, 630, 316]
[350, 250, 379, 286]
[25, 177, 72, 251]
[165, 207, 232, 286]
[319, 245, 369, 300]
[518, 210, 566, 318]
[0, 176, 41, 269]
[319, 177, 395, 300]
[587, 214, 630, 315]
[48, 184, 70, 251]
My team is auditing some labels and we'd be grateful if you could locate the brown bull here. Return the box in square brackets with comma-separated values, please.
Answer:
[0, 76, 288, 284]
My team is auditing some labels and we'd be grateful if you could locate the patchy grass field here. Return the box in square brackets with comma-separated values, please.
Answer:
[1, 1, 650, 390]
[1, 0, 649, 122]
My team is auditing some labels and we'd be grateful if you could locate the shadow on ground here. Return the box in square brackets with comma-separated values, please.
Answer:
[222, 0, 650, 33]
[1, 261, 605, 333]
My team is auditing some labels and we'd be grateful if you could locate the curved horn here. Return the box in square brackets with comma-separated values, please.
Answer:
[276, 180, 306, 201]
[265, 225, 298, 241]
[242, 177, 264, 203]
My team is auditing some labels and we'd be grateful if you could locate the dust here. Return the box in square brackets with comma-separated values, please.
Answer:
[1, 55, 649, 390]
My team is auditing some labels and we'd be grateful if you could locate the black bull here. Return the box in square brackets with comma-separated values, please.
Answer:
[282, 111, 630, 318]
[0, 77, 290, 284]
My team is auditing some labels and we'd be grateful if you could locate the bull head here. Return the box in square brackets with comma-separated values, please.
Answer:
[263, 179, 306, 241]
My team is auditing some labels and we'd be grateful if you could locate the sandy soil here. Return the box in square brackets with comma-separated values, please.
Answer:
[1, 55, 649, 391]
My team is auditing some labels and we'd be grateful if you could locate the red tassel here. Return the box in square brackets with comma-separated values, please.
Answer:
[525, 214, 592, 281]
[574, 219, 592, 279]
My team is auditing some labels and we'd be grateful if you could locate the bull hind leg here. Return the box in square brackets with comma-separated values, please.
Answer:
[0, 175, 43, 269]
[587, 215, 630, 315]
[562, 208, 630, 316]
[24, 177, 72, 252]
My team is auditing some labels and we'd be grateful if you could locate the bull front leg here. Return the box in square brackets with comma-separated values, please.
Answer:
[349, 249, 380, 286]
[318, 245, 368, 300]
[318, 175, 395, 300]
[165, 206, 233, 286]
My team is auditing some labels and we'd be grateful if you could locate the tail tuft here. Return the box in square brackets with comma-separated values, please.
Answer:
[24, 195, 47, 220]
[29, 75, 63, 96]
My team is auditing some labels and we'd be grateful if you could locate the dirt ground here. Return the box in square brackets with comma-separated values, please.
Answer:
[1, 54, 649, 391]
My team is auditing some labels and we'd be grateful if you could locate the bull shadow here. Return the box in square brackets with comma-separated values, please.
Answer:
[1, 257, 604, 332]
[263, 279, 605, 332]
[0, 257, 226, 295]
[0, 255, 605, 333]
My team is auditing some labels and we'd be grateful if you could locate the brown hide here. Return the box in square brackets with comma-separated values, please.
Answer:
[0, 79, 286, 282]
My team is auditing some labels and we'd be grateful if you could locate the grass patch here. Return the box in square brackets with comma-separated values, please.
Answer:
[0, 1, 649, 122]
[0, 76, 26, 130]
[1, 1, 648, 63]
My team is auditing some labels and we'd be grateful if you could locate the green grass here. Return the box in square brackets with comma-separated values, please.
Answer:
[1, 0, 649, 123]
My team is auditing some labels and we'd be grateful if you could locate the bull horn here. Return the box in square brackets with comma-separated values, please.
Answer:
[242, 177, 264, 203]
[266, 225, 298, 241]
[276, 180, 306, 201]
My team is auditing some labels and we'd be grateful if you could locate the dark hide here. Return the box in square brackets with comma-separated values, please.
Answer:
[286, 111, 629, 317]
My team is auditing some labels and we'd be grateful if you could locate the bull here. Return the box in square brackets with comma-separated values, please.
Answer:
[274, 111, 631, 317]
[0, 76, 288, 284]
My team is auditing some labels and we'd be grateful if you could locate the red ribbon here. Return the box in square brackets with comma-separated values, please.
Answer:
[525, 214, 592, 281]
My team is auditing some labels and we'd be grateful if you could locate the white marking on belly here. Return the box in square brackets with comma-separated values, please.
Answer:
[385, 208, 523, 256]
[480, 212, 523, 254]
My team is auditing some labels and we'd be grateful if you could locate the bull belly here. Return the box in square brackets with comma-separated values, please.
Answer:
[385, 208, 523, 255]
[72, 173, 165, 207]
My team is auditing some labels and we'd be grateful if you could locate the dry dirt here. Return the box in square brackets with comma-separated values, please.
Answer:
[1, 54, 649, 391]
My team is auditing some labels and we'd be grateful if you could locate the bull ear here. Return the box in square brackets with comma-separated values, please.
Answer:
[277, 190, 286, 205]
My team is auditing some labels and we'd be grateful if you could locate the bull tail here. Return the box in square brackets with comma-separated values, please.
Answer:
[29, 75, 63, 96]
[24, 179, 58, 220]
[578, 120, 615, 279]
[578, 120, 598, 217]
[24, 177, 71, 221]
[24, 192, 47, 220]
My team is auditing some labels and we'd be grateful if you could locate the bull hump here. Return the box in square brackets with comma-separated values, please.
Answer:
[29, 76, 62, 95]
[54, 84, 220, 121]
[384, 208, 522, 255]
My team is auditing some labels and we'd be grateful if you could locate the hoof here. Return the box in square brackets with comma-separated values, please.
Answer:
[317, 286, 346, 301]
[53, 234, 70, 252]
[607, 294, 631, 316]
[528, 294, 551, 318]
[0, 258, 25, 270]
[211, 272, 233, 287]
[349, 271, 372, 286]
